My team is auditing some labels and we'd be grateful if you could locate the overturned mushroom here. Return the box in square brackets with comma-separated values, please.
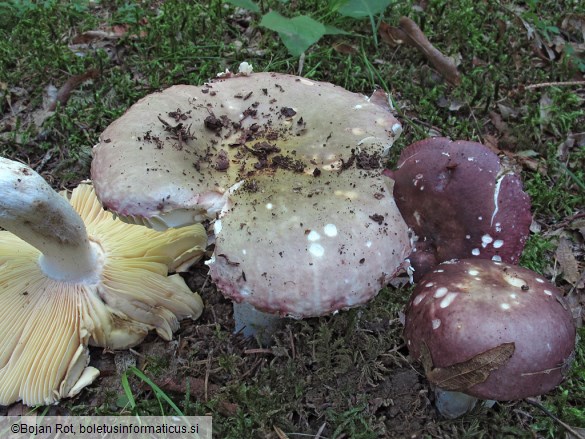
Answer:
[386, 137, 532, 280]
[91, 71, 411, 343]
[404, 258, 576, 418]
[0, 158, 207, 405]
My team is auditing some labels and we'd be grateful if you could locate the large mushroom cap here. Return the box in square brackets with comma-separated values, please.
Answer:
[404, 259, 576, 401]
[91, 72, 411, 319]
[91, 72, 403, 229]
[387, 138, 532, 279]
[208, 168, 411, 318]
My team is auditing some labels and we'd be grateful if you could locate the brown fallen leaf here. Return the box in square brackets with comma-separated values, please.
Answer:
[332, 41, 358, 55]
[421, 342, 515, 392]
[48, 68, 100, 111]
[379, 17, 461, 85]
[555, 237, 582, 286]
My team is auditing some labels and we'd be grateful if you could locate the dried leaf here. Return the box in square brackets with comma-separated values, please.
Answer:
[273, 426, 290, 439]
[556, 237, 581, 286]
[379, 17, 461, 85]
[48, 68, 100, 112]
[332, 41, 358, 55]
[422, 342, 515, 392]
[379, 21, 408, 46]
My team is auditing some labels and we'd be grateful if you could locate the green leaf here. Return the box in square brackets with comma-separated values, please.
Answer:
[260, 11, 326, 57]
[335, 0, 393, 18]
[224, 0, 260, 13]
[324, 24, 353, 35]
[120, 372, 137, 410]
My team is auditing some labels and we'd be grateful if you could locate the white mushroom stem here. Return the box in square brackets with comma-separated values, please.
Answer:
[434, 388, 495, 419]
[0, 159, 101, 282]
[232, 302, 284, 346]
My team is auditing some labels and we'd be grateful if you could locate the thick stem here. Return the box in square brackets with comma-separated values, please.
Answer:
[0, 158, 100, 282]
[434, 388, 496, 419]
[232, 301, 284, 346]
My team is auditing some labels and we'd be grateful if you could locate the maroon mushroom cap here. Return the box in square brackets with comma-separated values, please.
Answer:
[404, 259, 576, 401]
[386, 138, 532, 280]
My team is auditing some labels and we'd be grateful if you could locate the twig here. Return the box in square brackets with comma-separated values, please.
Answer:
[204, 350, 212, 402]
[526, 81, 585, 90]
[314, 422, 326, 439]
[243, 348, 273, 355]
[525, 397, 585, 439]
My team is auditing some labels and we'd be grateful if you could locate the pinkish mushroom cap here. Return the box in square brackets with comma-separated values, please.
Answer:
[386, 138, 532, 280]
[404, 258, 576, 401]
[91, 72, 412, 320]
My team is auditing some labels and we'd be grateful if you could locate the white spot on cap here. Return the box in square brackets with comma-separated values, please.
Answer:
[413, 211, 422, 226]
[495, 222, 502, 232]
[492, 255, 502, 262]
[510, 293, 517, 299]
[238, 61, 253, 75]
[468, 269, 479, 276]
[435, 269, 445, 273]
[242, 249, 247, 255]
[266, 203, 273, 210]
[324, 224, 338, 237]
[432, 319, 441, 330]
[240, 286, 251, 297]
[481, 234, 493, 247]
[352, 127, 365, 135]
[472, 248, 480, 256]
[544, 290, 553, 296]
[214, 219, 223, 235]
[467, 157, 475, 161]
[493, 239, 504, 248]
[442, 152, 450, 157]
[420, 186, 425, 191]
[366, 241, 372, 248]
[413, 294, 426, 305]
[354, 104, 363, 110]
[500, 303, 511, 310]
[465, 235, 471, 239]
[425, 282, 434, 287]
[536, 278, 545, 283]
[307, 230, 321, 241]
[478, 216, 483, 220]
[440, 292, 458, 308]
[434, 287, 448, 298]
[391, 123, 402, 135]
[299, 78, 314, 86]
[504, 273, 527, 288]
[309, 243, 325, 257]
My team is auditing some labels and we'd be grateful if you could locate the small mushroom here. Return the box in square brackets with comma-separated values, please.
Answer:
[0, 158, 207, 405]
[386, 137, 532, 280]
[91, 71, 411, 343]
[404, 258, 576, 418]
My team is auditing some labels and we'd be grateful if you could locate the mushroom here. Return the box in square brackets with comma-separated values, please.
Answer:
[0, 157, 207, 405]
[385, 137, 532, 280]
[403, 258, 576, 418]
[91, 71, 412, 343]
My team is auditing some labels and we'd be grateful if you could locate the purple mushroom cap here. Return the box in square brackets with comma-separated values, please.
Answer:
[404, 258, 576, 401]
[386, 137, 532, 280]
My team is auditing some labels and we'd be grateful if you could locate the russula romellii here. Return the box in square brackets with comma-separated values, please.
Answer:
[91, 68, 412, 343]
[386, 137, 532, 280]
[404, 258, 576, 418]
[0, 157, 207, 405]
